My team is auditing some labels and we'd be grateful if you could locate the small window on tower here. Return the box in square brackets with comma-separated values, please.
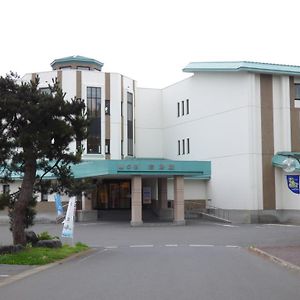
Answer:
[105, 100, 110, 115]
[2, 184, 10, 194]
[186, 99, 189, 115]
[295, 84, 300, 100]
[105, 139, 110, 154]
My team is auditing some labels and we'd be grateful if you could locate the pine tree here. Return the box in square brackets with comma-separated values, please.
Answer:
[0, 73, 88, 245]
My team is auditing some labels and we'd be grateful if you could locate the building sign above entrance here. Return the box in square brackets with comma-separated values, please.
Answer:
[117, 163, 175, 172]
[113, 159, 209, 177]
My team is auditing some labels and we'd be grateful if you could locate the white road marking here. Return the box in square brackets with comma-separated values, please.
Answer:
[189, 244, 214, 247]
[165, 244, 178, 247]
[225, 245, 239, 248]
[0, 275, 10, 278]
[264, 224, 300, 228]
[105, 246, 118, 249]
[130, 245, 154, 248]
[213, 223, 238, 227]
[77, 248, 108, 263]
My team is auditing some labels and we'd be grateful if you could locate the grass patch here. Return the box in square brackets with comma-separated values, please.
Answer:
[0, 242, 89, 265]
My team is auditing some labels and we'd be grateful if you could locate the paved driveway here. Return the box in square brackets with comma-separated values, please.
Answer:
[1, 221, 300, 300]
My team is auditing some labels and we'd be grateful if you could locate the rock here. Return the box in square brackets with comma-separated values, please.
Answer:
[25, 231, 39, 245]
[0, 244, 24, 254]
[35, 239, 62, 248]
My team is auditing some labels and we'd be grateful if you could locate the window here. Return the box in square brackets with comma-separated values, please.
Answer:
[177, 102, 180, 117]
[296, 84, 300, 100]
[39, 87, 51, 95]
[181, 100, 184, 116]
[2, 184, 9, 194]
[182, 139, 185, 154]
[178, 140, 180, 155]
[187, 138, 190, 154]
[127, 92, 134, 156]
[41, 192, 48, 202]
[186, 99, 189, 115]
[105, 139, 110, 154]
[105, 100, 110, 115]
[76, 140, 82, 152]
[77, 66, 90, 70]
[87, 87, 101, 153]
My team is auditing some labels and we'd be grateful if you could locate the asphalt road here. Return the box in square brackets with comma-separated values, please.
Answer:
[2, 220, 300, 247]
[1, 221, 300, 300]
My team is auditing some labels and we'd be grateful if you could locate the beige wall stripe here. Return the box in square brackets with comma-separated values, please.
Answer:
[260, 74, 275, 210]
[76, 71, 82, 98]
[57, 70, 62, 89]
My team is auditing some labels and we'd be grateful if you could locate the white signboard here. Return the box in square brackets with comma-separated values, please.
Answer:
[62, 197, 76, 239]
[143, 187, 152, 204]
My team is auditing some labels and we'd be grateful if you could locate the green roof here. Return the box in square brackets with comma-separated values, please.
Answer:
[2, 159, 211, 180]
[183, 61, 300, 76]
[51, 55, 104, 70]
[272, 152, 300, 171]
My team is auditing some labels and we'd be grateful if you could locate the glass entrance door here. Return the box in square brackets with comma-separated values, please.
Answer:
[97, 180, 131, 209]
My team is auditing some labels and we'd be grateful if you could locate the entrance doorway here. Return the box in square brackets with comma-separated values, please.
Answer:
[96, 180, 131, 210]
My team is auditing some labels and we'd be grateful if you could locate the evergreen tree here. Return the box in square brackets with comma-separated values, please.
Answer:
[0, 73, 88, 245]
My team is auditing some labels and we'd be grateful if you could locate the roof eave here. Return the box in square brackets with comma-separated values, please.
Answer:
[183, 67, 300, 76]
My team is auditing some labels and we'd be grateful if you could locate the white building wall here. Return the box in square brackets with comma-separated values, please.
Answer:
[247, 74, 263, 210]
[159, 72, 262, 210]
[275, 169, 300, 210]
[61, 70, 77, 153]
[110, 73, 122, 159]
[135, 88, 163, 158]
[272, 75, 291, 153]
[167, 179, 207, 200]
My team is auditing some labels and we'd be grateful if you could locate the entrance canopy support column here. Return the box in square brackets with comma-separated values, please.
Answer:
[173, 175, 185, 225]
[131, 175, 143, 226]
[158, 178, 168, 209]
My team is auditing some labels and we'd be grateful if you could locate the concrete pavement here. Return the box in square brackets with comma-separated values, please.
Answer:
[1, 221, 300, 299]
[1, 244, 300, 300]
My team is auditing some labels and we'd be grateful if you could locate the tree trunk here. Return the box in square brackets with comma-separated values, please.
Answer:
[12, 156, 36, 245]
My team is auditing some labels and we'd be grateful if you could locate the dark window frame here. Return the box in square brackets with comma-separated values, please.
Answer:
[127, 92, 134, 156]
[186, 99, 189, 115]
[295, 84, 300, 100]
[87, 86, 101, 154]
[2, 184, 10, 194]
[105, 139, 110, 154]
[105, 100, 110, 115]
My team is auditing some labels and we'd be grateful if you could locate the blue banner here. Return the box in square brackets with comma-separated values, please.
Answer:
[54, 194, 64, 216]
[286, 175, 300, 194]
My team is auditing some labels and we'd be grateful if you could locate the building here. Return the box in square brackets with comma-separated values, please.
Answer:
[3, 57, 300, 224]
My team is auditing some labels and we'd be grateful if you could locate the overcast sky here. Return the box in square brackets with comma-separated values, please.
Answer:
[1, 0, 299, 88]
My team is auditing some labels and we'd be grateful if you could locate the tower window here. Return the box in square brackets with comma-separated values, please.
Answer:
[87, 86, 101, 154]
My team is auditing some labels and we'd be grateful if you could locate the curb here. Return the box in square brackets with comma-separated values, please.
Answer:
[249, 246, 300, 272]
[0, 247, 98, 288]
